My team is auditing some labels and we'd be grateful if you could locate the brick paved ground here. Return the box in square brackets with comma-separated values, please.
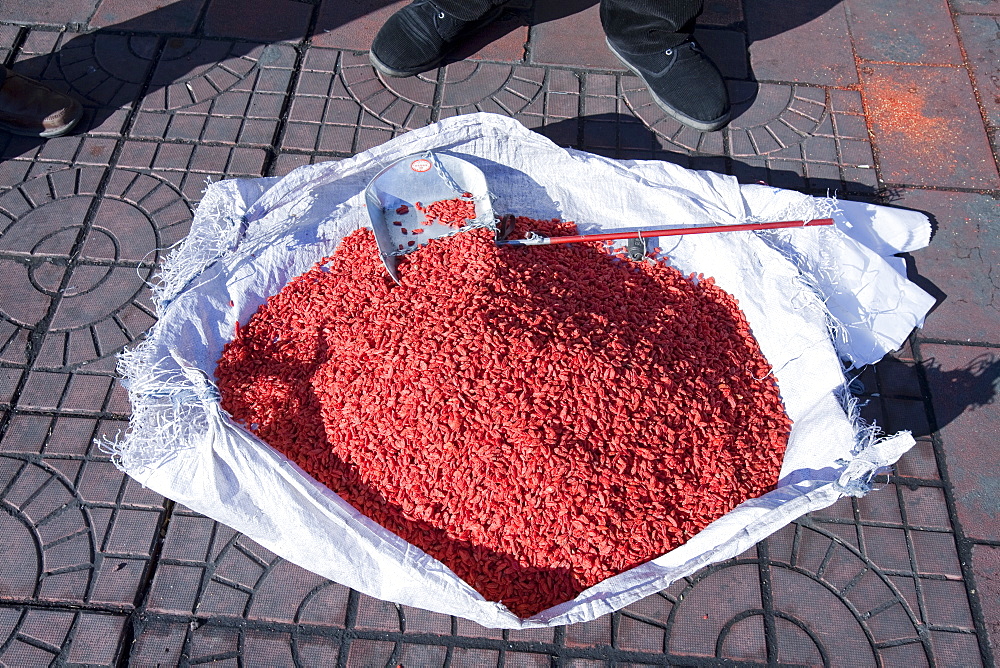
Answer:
[0, 0, 997, 665]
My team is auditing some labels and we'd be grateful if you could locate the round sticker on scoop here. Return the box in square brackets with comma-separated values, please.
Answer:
[410, 158, 432, 172]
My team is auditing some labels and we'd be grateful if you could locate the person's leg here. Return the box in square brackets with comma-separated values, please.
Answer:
[370, 0, 509, 77]
[0, 65, 83, 138]
[601, 0, 731, 132]
[601, 0, 703, 51]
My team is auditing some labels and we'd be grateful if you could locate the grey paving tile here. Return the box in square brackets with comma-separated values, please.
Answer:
[132, 39, 296, 147]
[0, 0, 99, 27]
[747, 0, 856, 86]
[860, 63, 999, 189]
[845, 0, 964, 65]
[971, 544, 1000, 658]
[0, 441, 165, 609]
[896, 189, 1000, 344]
[15, 30, 156, 137]
[0, 606, 128, 666]
[0, 24, 20, 63]
[530, 2, 622, 70]
[920, 343, 1000, 543]
[204, 0, 314, 42]
[956, 14, 1000, 158]
[950, 0, 1000, 13]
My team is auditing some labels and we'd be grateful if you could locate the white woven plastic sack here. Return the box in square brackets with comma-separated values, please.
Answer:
[106, 113, 935, 628]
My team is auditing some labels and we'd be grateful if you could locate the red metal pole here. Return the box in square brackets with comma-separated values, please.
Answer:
[500, 218, 834, 246]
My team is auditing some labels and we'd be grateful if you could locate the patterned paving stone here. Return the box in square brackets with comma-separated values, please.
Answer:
[0, 606, 128, 666]
[622, 77, 873, 193]
[746, 0, 857, 86]
[895, 189, 1000, 344]
[0, 24, 20, 63]
[765, 521, 931, 664]
[440, 60, 546, 117]
[920, 343, 1000, 543]
[845, 0, 964, 65]
[131, 39, 296, 147]
[0, 372, 22, 406]
[15, 29, 158, 137]
[0, 415, 165, 610]
[116, 139, 267, 203]
[103, 517, 948, 666]
[130, 617, 334, 666]
[0, 166, 190, 371]
[931, 630, 986, 667]
[140, 507, 970, 664]
[972, 543, 1000, 657]
[340, 51, 435, 131]
[956, 14, 1000, 158]
[90, 0, 210, 32]
[667, 562, 765, 659]
[860, 63, 1000, 189]
[284, 50, 440, 156]
[575, 76, 665, 160]
[203, 0, 315, 43]
[147, 510, 350, 622]
[0, 132, 119, 190]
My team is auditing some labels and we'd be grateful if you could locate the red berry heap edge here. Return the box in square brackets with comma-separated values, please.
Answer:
[216, 216, 791, 618]
[415, 195, 476, 228]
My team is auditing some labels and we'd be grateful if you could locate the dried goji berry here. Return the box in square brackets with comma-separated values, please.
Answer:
[216, 217, 791, 618]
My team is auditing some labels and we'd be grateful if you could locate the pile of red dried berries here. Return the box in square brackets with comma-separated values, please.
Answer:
[415, 196, 476, 227]
[216, 216, 791, 618]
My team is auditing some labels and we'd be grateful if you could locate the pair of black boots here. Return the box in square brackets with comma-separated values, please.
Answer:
[369, 0, 730, 132]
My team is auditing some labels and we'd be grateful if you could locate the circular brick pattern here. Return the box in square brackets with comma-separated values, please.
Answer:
[0, 168, 191, 368]
[150, 39, 275, 112]
[134, 517, 933, 665]
[621, 79, 829, 156]
[338, 56, 545, 129]
[340, 55, 437, 130]
[48, 33, 157, 105]
[651, 521, 927, 663]
[438, 62, 545, 117]
[0, 456, 95, 602]
[727, 83, 829, 157]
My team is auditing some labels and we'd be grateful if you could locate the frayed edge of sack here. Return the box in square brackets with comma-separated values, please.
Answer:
[833, 381, 912, 497]
[97, 184, 238, 474]
[750, 194, 914, 497]
[96, 334, 214, 475]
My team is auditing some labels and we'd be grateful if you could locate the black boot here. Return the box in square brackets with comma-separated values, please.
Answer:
[370, 0, 506, 77]
[607, 38, 731, 132]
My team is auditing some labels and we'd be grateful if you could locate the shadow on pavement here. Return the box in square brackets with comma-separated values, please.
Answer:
[920, 353, 1000, 434]
[0, 0, 854, 148]
[533, 112, 871, 195]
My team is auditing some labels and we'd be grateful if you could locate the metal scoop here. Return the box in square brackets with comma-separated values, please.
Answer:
[365, 152, 496, 283]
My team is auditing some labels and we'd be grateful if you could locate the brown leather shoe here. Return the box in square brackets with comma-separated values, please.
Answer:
[0, 67, 83, 138]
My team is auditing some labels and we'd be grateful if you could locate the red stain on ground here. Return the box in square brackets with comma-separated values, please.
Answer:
[866, 78, 954, 148]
